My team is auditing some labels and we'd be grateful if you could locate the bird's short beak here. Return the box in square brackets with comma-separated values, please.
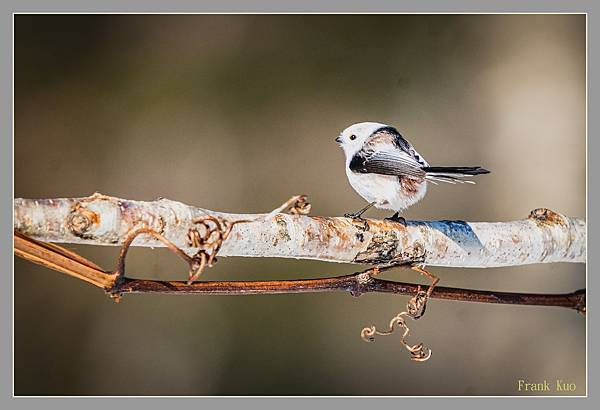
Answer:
[335, 136, 342, 144]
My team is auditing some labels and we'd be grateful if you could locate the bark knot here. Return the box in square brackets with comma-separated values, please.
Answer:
[67, 204, 99, 238]
[528, 208, 568, 228]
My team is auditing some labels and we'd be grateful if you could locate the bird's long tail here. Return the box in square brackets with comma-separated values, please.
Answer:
[422, 166, 490, 184]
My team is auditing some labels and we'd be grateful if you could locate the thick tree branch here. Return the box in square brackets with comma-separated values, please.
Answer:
[14, 193, 586, 268]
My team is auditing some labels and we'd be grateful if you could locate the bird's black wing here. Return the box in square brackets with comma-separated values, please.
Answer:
[349, 149, 426, 179]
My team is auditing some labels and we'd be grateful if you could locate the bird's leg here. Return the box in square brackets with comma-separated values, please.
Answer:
[344, 202, 375, 219]
[408, 264, 439, 320]
[344, 202, 375, 232]
[385, 212, 407, 226]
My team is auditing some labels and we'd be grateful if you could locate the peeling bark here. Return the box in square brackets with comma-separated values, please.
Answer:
[13, 193, 586, 268]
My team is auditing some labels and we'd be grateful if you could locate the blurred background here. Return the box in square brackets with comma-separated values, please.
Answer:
[14, 14, 586, 395]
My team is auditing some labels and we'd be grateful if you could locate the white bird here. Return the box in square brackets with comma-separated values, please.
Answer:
[336, 121, 489, 223]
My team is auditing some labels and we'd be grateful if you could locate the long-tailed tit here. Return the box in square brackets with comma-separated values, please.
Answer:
[336, 122, 489, 223]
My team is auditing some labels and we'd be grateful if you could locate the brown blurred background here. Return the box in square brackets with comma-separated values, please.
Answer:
[14, 14, 586, 396]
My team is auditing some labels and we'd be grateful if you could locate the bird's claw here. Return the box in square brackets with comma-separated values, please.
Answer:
[345, 214, 369, 232]
[384, 212, 407, 226]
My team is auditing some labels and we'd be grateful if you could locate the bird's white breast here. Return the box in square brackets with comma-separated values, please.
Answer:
[345, 167, 427, 212]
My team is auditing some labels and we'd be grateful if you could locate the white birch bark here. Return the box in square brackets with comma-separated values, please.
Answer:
[13, 194, 586, 268]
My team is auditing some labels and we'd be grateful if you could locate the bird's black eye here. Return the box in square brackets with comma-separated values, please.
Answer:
[349, 134, 357, 141]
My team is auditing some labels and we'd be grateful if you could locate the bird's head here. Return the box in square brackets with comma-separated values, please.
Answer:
[335, 121, 390, 157]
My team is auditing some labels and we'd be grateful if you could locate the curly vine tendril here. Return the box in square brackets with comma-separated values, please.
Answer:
[361, 289, 432, 362]
[185, 196, 311, 284]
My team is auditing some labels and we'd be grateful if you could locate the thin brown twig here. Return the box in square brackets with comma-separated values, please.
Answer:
[14, 230, 118, 288]
[108, 272, 585, 313]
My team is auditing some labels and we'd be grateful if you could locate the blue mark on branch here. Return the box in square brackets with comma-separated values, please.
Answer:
[411, 220, 484, 253]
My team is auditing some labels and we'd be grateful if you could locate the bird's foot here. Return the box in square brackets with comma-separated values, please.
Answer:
[344, 212, 369, 232]
[384, 212, 407, 226]
[344, 211, 364, 219]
